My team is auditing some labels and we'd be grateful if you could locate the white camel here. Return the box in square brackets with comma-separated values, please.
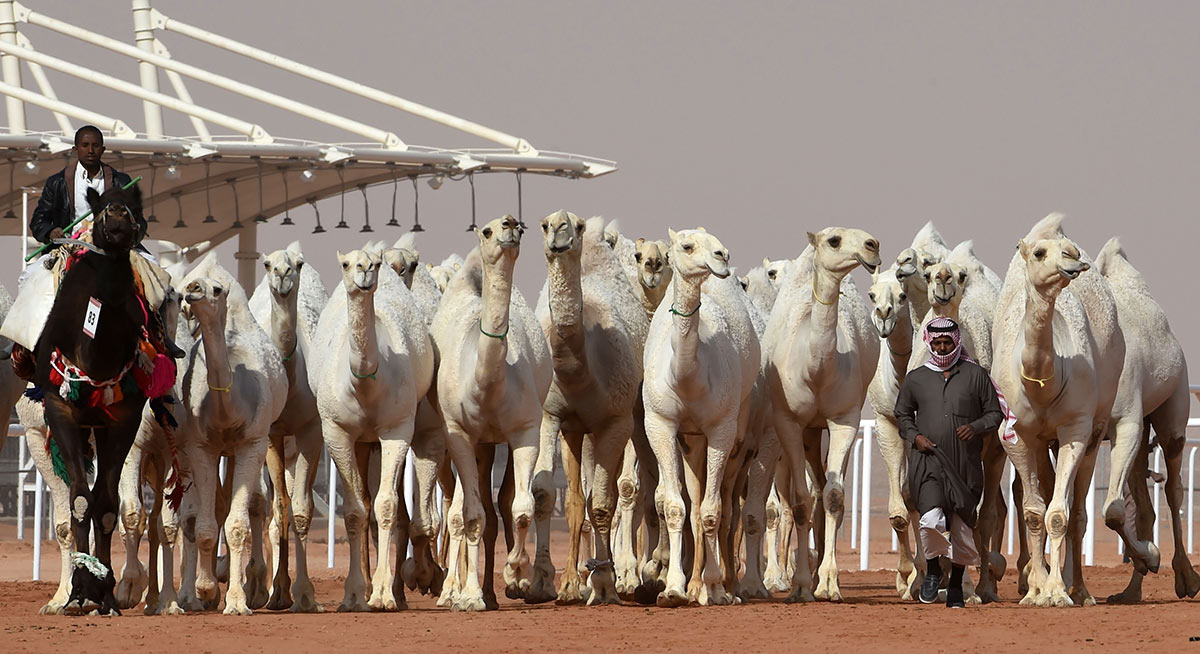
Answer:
[992, 213, 1124, 607]
[248, 241, 328, 612]
[763, 227, 881, 603]
[1, 282, 23, 444]
[1094, 237, 1199, 603]
[642, 227, 759, 607]
[308, 243, 433, 612]
[894, 222, 951, 329]
[431, 215, 551, 612]
[178, 256, 287, 615]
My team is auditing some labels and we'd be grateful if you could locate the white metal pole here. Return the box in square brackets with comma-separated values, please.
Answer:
[859, 424, 873, 571]
[327, 450, 336, 568]
[1187, 445, 1196, 554]
[850, 438, 861, 549]
[1153, 447, 1162, 548]
[0, 0, 27, 134]
[1006, 461, 1015, 556]
[1084, 469, 1095, 566]
[14, 33, 72, 134]
[131, 0, 164, 138]
[16, 429, 25, 540]
[404, 451, 415, 559]
[0, 80, 133, 137]
[32, 469, 42, 580]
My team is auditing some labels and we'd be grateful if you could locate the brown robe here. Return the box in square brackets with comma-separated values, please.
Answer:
[894, 359, 1003, 527]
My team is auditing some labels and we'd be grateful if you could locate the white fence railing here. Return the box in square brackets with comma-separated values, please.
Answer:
[9, 417, 1200, 577]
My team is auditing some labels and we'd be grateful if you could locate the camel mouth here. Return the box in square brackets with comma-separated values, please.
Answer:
[498, 238, 520, 250]
[933, 293, 954, 306]
[855, 254, 880, 274]
[895, 264, 916, 280]
[708, 265, 731, 279]
[548, 243, 572, 254]
[1057, 266, 1082, 280]
[875, 316, 896, 338]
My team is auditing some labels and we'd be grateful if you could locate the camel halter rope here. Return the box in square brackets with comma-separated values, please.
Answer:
[479, 319, 509, 341]
[668, 302, 700, 317]
[208, 367, 234, 393]
[350, 362, 379, 380]
[1020, 363, 1055, 389]
[812, 276, 844, 306]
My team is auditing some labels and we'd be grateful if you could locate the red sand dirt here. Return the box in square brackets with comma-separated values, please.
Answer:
[1, 518, 1198, 653]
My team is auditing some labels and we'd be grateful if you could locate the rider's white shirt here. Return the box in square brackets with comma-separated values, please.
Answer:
[74, 163, 106, 220]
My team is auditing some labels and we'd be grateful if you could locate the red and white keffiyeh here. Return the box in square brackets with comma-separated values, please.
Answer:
[922, 317, 1018, 443]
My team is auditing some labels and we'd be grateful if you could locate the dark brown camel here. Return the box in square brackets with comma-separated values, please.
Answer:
[33, 184, 155, 615]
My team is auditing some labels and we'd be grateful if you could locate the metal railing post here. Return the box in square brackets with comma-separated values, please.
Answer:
[850, 438, 861, 548]
[859, 422, 873, 571]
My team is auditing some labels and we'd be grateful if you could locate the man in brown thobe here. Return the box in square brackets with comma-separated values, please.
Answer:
[895, 317, 1003, 608]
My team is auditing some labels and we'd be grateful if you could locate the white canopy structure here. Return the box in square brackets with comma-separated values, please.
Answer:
[0, 0, 615, 289]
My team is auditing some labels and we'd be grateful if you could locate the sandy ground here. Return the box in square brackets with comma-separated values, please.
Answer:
[1, 516, 1198, 653]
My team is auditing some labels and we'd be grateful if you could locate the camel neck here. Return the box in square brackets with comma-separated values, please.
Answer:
[346, 290, 378, 383]
[906, 279, 932, 327]
[669, 275, 704, 382]
[546, 254, 588, 384]
[807, 265, 844, 374]
[476, 257, 515, 387]
[269, 290, 300, 372]
[66, 251, 139, 377]
[1019, 281, 1058, 391]
[197, 312, 235, 415]
[886, 307, 914, 373]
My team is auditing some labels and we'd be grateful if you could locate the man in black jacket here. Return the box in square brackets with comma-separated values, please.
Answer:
[895, 317, 1004, 608]
[30, 125, 145, 245]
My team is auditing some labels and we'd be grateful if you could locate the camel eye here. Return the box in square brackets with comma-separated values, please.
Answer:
[541, 222, 549, 233]
[1033, 248, 1046, 260]
[635, 252, 643, 263]
[922, 258, 934, 267]
[341, 261, 349, 270]
[482, 227, 493, 239]
[899, 293, 907, 302]
[682, 243, 694, 253]
[827, 236, 841, 248]
[263, 261, 271, 271]
[768, 269, 777, 279]
[868, 292, 876, 301]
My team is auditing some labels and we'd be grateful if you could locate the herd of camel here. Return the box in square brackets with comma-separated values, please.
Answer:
[1, 209, 1197, 615]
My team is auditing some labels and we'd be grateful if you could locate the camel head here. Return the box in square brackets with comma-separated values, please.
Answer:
[428, 262, 457, 293]
[807, 227, 881, 275]
[894, 247, 942, 283]
[87, 184, 143, 254]
[384, 247, 420, 289]
[763, 257, 791, 288]
[867, 264, 908, 337]
[477, 214, 523, 267]
[182, 277, 228, 330]
[634, 237, 670, 289]
[923, 261, 968, 309]
[262, 248, 305, 299]
[667, 227, 731, 281]
[337, 248, 382, 295]
[1019, 235, 1089, 295]
[540, 210, 585, 259]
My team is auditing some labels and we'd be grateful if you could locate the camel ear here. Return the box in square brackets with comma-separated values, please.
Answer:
[667, 227, 678, 244]
[763, 257, 771, 268]
[575, 218, 586, 236]
[635, 237, 645, 247]
[85, 187, 103, 215]
[1017, 239, 1031, 260]
[807, 232, 819, 247]
[696, 226, 707, 233]
[425, 262, 434, 271]
[663, 249, 671, 265]
[957, 269, 968, 285]
[336, 251, 348, 269]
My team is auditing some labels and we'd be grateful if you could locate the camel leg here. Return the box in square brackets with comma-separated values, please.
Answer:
[1012, 474, 1031, 596]
[614, 437, 640, 598]
[42, 404, 95, 562]
[972, 434, 1007, 604]
[442, 424, 488, 612]
[115, 442, 149, 610]
[221, 440, 268, 615]
[323, 425, 371, 613]
[874, 415, 917, 599]
[1065, 444, 1098, 606]
[643, 411, 688, 607]
[263, 435, 293, 610]
[813, 418, 858, 603]
[696, 419, 738, 606]
[556, 429, 587, 604]
[29, 424, 75, 615]
[507, 425, 543, 604]
[528, 410, 561, 604]
[583, 417, 632, 606]
[242, 472, 271, 611]
[366, 422, 414, 612]
[763, 483, 783, 591]
[177, 490, 202, 612]
[1037, 423, 1090, 607]
[436, 457, 454, 569]
[498, 447, 518, 593]
[1004, 436, 1048, 605]
[286, 421, 324, 613]
[1101, 417, 1159, 574]
[631, 415, 664, 596]
[154, 473, 184, 616]
[680, 434, 707, 604]
[402, 406, 447, 598]
[803, 428, 828, 569]
[436, 481, 465, 607]
[1157, 421, 1200, 599]
[740, 429, 778, 599]
[774, 417, 815, 603]
[476, 445, 501, 611]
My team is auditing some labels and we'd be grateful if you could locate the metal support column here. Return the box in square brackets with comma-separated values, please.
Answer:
[132, 0, 164, 138]
[235, 221, 259, 293]
[0, 0, 26, 133]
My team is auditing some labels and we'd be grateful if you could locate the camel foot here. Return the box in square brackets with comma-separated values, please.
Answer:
[150, 600, 185, 616]
[368, 588, 405, 612]
[656, 588, 688, 608]
[524, 556, 558, 604]
[222, 596, 253, 616]
[699, 582, 737, 606]
[615, 560, 640, 599]
[337, 591, 371, 613]
[288, 577, 321, 612]
[450, 591, 488, 613]
[115, 565, 148, 610]
[436, 585, 457, 608]
[813, 574, 843, 602]
[556, 576, 585, 605]
[1036, 586, 1073, 608]
[585, 568, 621, 606]
[1069, 587, 1095, 607]
[738, 578, 771, 600]
[244, 559, 270, 610]
[765, 574, 790, 594]
[896, 565, 919, 599]
[975, 586, 1001, 605]
[38, 601, 66, 616]
[640, 558, 665, 586]
[265, 584, 293, 611]
[1106, 587, 1142, 605]
[1173, 556, 1200, 599]
[785, 586, 815, 604]
[633, 580, 663, 605]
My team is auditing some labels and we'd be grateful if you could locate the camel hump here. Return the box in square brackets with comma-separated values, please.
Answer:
[1024, 212, 1066, 241]
[1095, 236, 1127, 276]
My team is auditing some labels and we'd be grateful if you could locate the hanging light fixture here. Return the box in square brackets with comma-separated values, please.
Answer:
[164, 157, 182, 180]
[409, 175, 424, 232]
[334, 166, 348, 229]
[4, 162, 17, 219]
[300, 167, 316, 183]
[254, 159, 267, 223]
[308, 197, 325, 234]
[279, 166, 295, 226]
[386, 167, 400, 227]
[227, 177, 243, 229]
[23, 157, 40, 175]
[202, 160, 216, 223]
[172, 192, 187, 229]
[146, 162, 158, 223]
[357, 183, 373, 233]
[427, 173, 444, 190]
[465, 172, 477, 231]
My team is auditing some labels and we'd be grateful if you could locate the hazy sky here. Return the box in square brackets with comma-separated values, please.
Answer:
[5, 1, 1199, 373]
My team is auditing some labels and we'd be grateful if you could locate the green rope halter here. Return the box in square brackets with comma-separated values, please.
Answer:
[350, 363, 379, 380]
[280, 341, 299, 362]
[479, 319, 509, 340]
[669, 302, 701, 317]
